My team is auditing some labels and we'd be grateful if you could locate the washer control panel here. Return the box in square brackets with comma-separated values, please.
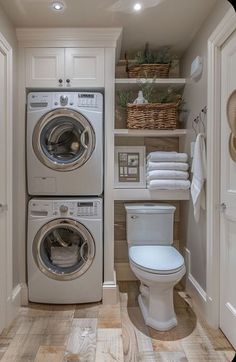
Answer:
[27, 92, 103, 111]
[29, 199, 102, 219]
[53, 201, 100, 217]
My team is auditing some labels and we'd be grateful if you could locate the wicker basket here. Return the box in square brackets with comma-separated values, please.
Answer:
[127, 102, 179, 130]
[127, 63, 170, 78]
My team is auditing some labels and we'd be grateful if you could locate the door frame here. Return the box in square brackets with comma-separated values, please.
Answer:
[207, 7, 236, 327]
[0, 32, 13, 330]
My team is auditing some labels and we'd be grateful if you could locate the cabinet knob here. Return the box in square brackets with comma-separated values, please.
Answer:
[66, 79, 70, 84]
[58, 79, 63, 84]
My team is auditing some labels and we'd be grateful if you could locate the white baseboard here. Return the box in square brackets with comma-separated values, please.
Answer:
[10, 284, 21, 319]
[20, 283, 28, 306]
[115, 262, 137, 281]
[6, 283, 26, 326]
[184, 248, 207, 319]
[102, 271, 119, 305]
[102, 283, 119, 305]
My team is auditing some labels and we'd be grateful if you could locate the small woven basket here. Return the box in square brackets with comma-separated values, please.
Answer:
[127, 102, 179, 130]
[127, 63, 170, 78]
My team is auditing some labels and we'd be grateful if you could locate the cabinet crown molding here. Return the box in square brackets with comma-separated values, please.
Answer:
[16, 27, 123, 47]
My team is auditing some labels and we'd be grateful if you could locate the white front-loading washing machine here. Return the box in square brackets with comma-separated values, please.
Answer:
[27, 197, 103, 304]
[27, 92, 103, 196]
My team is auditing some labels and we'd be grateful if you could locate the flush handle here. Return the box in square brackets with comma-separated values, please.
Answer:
[131, 215, 138, 220]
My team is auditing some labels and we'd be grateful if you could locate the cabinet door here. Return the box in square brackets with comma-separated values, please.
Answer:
[65, 48, 104, 87]
[25, 48, 65, 87]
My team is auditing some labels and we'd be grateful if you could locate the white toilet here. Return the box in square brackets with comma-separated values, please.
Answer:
[125, 203, 186, 331]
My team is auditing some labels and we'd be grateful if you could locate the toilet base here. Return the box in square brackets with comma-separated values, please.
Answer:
[130, 262, 186, 332]
[138, 294, 177, 331]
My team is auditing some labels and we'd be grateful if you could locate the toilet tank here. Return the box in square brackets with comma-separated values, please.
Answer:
[125, 203, 176, 246]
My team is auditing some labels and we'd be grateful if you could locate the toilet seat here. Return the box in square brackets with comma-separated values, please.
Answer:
[129, 245, 185, 275]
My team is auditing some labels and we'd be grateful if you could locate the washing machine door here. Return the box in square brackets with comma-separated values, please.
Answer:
[32, 108, 95, 171]
[33, 219, 95, 281]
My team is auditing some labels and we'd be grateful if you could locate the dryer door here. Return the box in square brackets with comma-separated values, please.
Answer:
[33, 219, 95, 281]
[33, 108, 95, 171]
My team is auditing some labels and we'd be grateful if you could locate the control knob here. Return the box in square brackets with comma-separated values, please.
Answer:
[60, 205, 68, 213]
[60, 95, 68, 106]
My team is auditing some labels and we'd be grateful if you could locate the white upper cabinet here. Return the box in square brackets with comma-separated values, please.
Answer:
[65, 48, 104, 87]
[26, 48, 65, 88]
[25, 47, 105, 88]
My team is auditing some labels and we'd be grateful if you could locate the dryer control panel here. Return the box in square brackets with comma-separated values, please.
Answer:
[29, 198, 102, 219]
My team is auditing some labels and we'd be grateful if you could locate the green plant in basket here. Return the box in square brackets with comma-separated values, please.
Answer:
[158, 87, 183, 104]
[117, 85, 183, 108]
[155, 46, 172, 64]
[135, 43, 172, 65]
[140, 81, 156, 103]
[118, 90, 134, 108]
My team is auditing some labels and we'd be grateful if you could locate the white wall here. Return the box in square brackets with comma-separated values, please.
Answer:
[180, 0, 231, 291]
[0, 5, 19, 288]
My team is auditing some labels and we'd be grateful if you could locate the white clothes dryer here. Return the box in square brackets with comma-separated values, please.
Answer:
[27, 92, 103, 196]
[27, 197, 103, 304]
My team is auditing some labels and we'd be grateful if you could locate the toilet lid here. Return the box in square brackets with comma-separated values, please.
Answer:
[129, 245, 185, 274]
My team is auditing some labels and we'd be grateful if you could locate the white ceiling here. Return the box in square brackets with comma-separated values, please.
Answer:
[0, 0, 223, 56]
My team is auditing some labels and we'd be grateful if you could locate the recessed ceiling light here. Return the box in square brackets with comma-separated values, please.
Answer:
[133, 3, 142, 11]
[51, 1, 65, 11]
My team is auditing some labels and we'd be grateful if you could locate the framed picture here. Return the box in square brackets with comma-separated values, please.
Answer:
[114, 146, 146, 188]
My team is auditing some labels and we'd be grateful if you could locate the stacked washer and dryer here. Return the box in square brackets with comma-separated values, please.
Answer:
[27, 92, 104, 304]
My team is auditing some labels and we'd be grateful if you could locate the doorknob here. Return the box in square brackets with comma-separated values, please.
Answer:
[220, 203, 227, 212]
[0, 204, 8, 213]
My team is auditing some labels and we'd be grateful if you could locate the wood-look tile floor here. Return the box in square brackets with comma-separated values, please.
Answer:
[0, 282, 235, 362]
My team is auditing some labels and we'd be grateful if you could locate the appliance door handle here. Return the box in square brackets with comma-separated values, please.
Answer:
[80, 241, 88, 262]
[80, 128, 89, 150]
[0, 204, 8, 213]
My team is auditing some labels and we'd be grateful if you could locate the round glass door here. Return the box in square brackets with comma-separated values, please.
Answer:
[33, 219, 95, 281]
[33, 109, 95, 171]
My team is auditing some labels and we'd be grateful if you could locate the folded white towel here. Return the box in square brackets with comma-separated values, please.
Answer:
[51, 244, 79, 261]
[147, 151, 188, 163]
[191, 133, 206, 222]
[53, 258, 78, 263]
[147, 179, 191, 190]
[147, 162, 189, 172]
[53, 260, 78, 267]
[147, 170, 189, 180]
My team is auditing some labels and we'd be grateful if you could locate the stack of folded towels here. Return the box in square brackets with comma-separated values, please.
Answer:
[50, 244, 79, 268]
[147, 151, 190, 190]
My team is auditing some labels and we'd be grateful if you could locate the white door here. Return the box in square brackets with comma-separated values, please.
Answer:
[0, 46, 8, 333]
[25, 48, 65, 88]
[65, 48, 104, 87]
[220, 30, 236, 349]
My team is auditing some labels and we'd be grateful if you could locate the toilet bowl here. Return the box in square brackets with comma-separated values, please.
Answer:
[125, 203, 186, 332]
[129, 245, 186, 331]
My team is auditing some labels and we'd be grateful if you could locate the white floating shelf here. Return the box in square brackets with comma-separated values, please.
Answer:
[115, 78, 186, 90]
[114, 129, 187, 138]
[114, 189, 190, 201]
